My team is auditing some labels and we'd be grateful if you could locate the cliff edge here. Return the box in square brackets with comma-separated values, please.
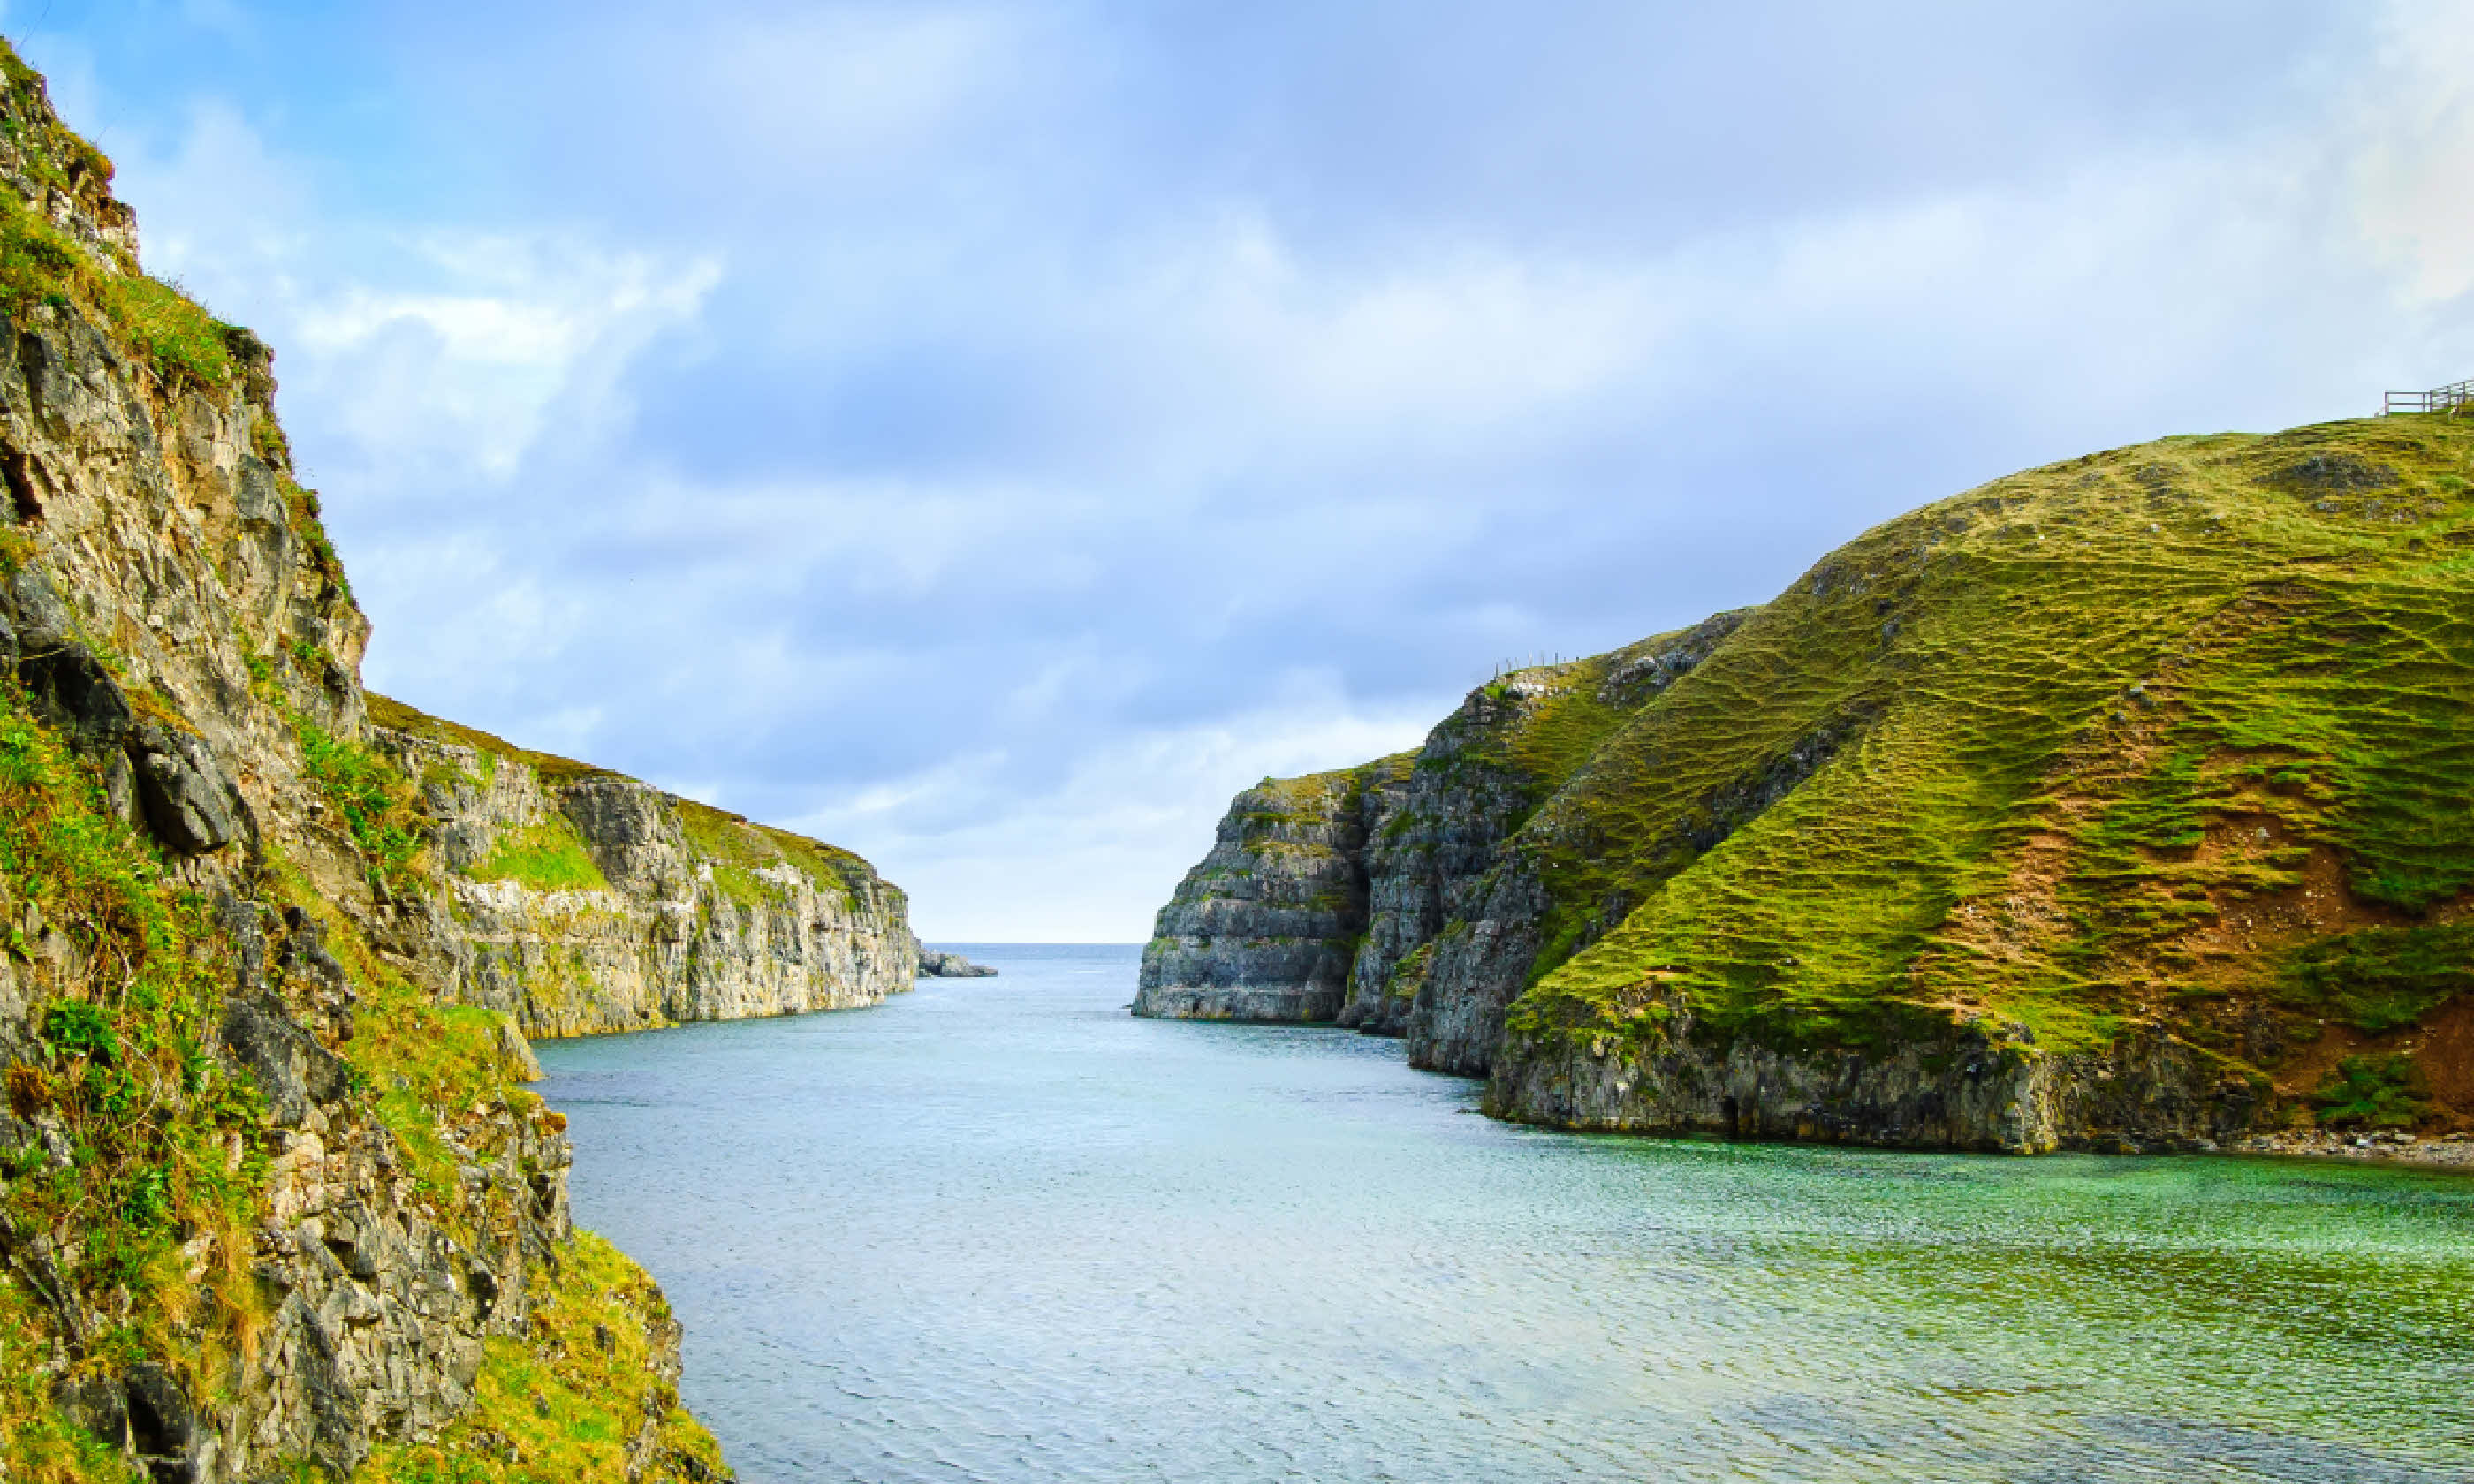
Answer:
[1144, 418, 2474, 1156]
[0, 45, 897, 1481]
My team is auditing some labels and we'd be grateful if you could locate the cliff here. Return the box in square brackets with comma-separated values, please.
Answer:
[1144, 418, 2474, 1155]
[0, 47, 888, 1481]
[1135, 612, 1744, 1029]
[367, 696, 914, 1038]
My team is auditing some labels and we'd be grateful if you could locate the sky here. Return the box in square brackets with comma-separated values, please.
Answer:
[10, 1, 2474, 938]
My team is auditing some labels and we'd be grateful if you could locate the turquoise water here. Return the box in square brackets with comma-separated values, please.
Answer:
[535, 944, 2474, 1483]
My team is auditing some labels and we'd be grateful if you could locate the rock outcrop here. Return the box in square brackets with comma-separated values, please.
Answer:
[0, 47, 784, 1481]
[914, 943, 995, 977]
[1144, 420, 2474, 1155]
[1135, 768, 1381, 1020]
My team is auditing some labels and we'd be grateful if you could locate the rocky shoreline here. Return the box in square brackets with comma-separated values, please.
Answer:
[2233, 1129, 2474, 1170]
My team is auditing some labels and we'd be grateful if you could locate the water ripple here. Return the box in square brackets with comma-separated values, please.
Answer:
[541, 946, 2474, 1484]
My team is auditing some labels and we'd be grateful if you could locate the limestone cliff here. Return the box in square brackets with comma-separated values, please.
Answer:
[1144, 419, 2474, 1155]
[0, 47, 863, 1481]
[1135, 768, 1384, 1020]
[367, 698, 914, 1039]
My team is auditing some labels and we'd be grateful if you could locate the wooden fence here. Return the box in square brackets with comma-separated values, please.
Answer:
[2384, 377, 2474, 414]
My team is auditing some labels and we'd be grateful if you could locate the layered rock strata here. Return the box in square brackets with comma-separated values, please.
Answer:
[369, 699, 914, 1038]
[1135, 768, 1381, 1020]
[1136, 615, 1743, 1033]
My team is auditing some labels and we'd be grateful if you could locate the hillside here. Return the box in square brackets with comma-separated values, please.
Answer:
[0, 45, 899, 1482]
[1143, 415, 2474, 1153]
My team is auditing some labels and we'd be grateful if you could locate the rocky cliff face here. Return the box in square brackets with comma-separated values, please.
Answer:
[1145, 420, 2474, 1155]
[1135, 768, 1381, 1020]
[0, 49, 861, 1480]
[1136, 614, 1743, 1040]
[368, 699, 914, 1039]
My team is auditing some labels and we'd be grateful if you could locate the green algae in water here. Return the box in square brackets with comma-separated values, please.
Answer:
[539, 947, 2474, 1484]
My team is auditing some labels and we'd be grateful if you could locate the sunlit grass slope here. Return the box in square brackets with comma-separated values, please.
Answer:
[1504, 414, 2474, 1119]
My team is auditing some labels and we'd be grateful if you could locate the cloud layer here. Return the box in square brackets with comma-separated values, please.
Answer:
[16, 1, 2474, 936]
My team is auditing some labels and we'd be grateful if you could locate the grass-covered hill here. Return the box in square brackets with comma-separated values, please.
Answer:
[1151, 413, 2474, 1150]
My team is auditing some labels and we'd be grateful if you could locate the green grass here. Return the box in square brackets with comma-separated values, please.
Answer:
[357, 1231, 728, 1484]
[291, 708, 425, 892]
[1486, 417, 2474, 1090]
[2280, 923, 2474, 1034]
[1183, 643, 1726, 1000]
[0, 1283, 134, 1484]
[90, 272, 232, 387]
[364, 693, 618, 787]
[277, 476, 350, 597]
[366, 693, 879, 912]
[678, 799, 857, 908]
[0, 41, 264, 396]
[2312, 1053, 2430, 1130]
[0, 692, 266, 1478]
[466, 819, 611, 894]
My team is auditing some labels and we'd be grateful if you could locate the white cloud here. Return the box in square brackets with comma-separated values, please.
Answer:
[287, 243, 719, 480]
[54, 0, 2474, 940]
[2349, 7, 2474, 305]
[802, 692, 1446, 941]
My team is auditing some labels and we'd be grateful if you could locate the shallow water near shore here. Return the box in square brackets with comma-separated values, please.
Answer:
[536, 944, 2474, 1484]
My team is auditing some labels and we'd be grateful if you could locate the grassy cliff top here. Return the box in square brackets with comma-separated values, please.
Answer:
[0, 40, 258, 393]
[367, 691, 622, 785]
[368, 692, 884, 898]
[1505, 413, 2474, 1096]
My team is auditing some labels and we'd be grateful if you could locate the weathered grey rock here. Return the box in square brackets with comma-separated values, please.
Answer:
[18, 636, 132, 744]
[1135, 768, 1374, 1022]
[915, 945, 996, 977]
[1138, 616, 1751, 1050]
[131, 722, 246, 854]
[218, 993, 347, 1128]
[1136, 603, 2287, 1151]
[0, 64, 731, 1481]
[1489, 1001, 2269, 1155]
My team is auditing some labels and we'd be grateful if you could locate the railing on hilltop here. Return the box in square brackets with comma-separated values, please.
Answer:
[2385, 377, 2474, 414]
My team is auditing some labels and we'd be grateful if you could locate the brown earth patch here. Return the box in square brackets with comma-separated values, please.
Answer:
[2262, 1018, 2367, 1102]
[2186, 833, 2406, 972]
[2409, 995, 2474, 1131]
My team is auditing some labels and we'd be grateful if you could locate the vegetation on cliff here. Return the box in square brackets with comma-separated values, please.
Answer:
[0, 42, 747, 1482]
[359, 1233, 726, 1484]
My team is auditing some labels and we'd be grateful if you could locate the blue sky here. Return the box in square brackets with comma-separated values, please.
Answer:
[15, 2, 2474, 937]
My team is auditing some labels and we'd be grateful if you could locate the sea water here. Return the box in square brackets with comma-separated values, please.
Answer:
[536, 944, 2474, 1483]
